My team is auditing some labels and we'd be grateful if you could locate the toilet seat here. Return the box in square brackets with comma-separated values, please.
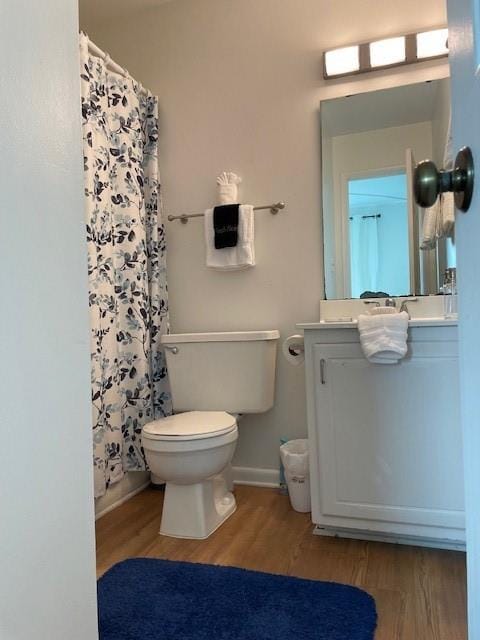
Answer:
[142, 411, 237, 441]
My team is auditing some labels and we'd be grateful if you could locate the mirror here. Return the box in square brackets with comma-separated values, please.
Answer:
[321, 78, 455, 299]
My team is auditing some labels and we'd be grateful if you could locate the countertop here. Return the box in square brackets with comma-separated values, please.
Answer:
[297, 317, 458, 330]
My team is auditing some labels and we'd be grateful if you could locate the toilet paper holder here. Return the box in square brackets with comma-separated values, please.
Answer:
[283, 334, 305, 366]
[288, 344, 304, 356]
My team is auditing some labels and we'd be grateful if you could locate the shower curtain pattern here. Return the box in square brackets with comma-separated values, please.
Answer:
[80, 35, 171, 497]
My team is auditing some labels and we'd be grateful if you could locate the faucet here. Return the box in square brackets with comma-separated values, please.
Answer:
[400, 298, 418, 318]
[363, 297, 396, 308]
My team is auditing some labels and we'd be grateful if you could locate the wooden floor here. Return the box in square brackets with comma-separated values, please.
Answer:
[96, 485, 467, 639]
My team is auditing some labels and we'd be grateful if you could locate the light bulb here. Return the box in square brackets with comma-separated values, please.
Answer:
[370, 37, 406, 67]
[416, 28, 448, 59]
[324, 46, 360, 77]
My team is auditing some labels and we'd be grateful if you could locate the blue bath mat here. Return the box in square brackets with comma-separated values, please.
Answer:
[97, 558, 377, 639]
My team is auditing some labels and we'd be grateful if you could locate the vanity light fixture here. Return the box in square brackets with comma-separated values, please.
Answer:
[323, 27, 448, 79]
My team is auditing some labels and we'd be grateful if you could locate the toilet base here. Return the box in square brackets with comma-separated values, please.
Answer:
[160, 473, 236, 539]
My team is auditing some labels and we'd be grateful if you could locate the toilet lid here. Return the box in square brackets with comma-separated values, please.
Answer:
[142, 411, 237, 440]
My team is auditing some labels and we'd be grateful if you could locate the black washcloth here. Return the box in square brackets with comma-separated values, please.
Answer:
[213, 204, 239, 249]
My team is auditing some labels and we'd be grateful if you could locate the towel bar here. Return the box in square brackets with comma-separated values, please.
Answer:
[167, 202, 286, 224]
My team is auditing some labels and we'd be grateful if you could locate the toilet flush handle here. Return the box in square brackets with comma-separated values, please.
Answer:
[164, 345, 179, 355]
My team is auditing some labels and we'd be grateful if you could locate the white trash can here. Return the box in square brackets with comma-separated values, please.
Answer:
[279, 439, 311, 513]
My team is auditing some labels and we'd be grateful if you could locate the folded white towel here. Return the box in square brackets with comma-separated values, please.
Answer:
[205, 204, 255, 270]
[358, 311, 409, 364]
[216, 171, 241, 205]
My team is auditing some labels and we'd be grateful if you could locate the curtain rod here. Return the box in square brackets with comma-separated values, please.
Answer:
[86, 38, 149, 96]
[167, 202, 286, 224]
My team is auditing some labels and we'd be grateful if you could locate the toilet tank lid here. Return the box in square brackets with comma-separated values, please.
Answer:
[143, 411, 237, 438]
[161, 330, 280, 344]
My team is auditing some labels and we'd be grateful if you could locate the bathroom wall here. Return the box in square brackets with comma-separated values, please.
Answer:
[80, 0, 448, 478]
[95, 471, 150, 518]
[0, 1, 98, 638]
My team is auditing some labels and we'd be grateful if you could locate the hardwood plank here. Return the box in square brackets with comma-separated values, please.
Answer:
[366, 587, 406, 640]
[96, 485, 467, 639]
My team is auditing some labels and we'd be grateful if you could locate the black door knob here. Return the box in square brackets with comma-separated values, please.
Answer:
[413, 146, 474, 212]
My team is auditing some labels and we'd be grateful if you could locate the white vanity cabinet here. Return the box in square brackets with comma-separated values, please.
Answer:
[300, 323, 465, 548]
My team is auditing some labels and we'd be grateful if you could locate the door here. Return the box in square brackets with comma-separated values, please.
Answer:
[447, 2, 480, 636]
[0, 1, 98, 639]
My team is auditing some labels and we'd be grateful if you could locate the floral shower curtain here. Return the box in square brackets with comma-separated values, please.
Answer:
[80, 34, 171, 498]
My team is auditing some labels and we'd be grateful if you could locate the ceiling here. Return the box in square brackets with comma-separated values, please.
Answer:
[79, 0, 172, 28]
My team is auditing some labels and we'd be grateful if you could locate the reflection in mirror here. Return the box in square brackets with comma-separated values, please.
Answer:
[321, 78, 455, 299]
[348, 171, 409, 297]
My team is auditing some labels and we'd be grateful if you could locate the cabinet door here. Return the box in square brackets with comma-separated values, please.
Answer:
[313, 342, 464, 532]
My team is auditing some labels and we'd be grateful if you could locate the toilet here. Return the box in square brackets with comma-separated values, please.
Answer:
[142, 330, 279, 539]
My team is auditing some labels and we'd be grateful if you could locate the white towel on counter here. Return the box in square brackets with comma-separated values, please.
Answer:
[204, 204, 255, 270]
[357, 312, 409, 364]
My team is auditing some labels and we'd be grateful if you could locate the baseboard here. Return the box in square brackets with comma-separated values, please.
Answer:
[233, 466, 280, 488]
[313, 525, 466, 551]
[95, 473, 151, 520]
[94, 467, 279, 519]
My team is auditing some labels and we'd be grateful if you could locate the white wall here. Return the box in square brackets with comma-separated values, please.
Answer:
[0, 2, 98, 638]
[95, 471, 150, 518]
[80, 0, 448, 472]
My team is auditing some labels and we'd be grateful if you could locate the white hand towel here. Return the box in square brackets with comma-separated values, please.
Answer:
[421, 200, 440, 250]
[358, 311, 409, 364]
[421, 192, 455, 247]
[440, 190, 455, 238]
[205, 204, 255, 270]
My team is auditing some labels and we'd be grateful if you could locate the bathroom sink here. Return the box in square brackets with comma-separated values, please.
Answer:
[296, 296, 458, 329]
[369, 307, 398, 315]
[317, 295, 447, 323]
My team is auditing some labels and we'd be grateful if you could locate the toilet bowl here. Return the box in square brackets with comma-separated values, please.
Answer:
[143, 330, 279, 539]
[142, 411, 238, 539]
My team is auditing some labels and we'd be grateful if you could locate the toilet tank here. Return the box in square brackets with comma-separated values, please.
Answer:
[161, 330, 279, 414]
